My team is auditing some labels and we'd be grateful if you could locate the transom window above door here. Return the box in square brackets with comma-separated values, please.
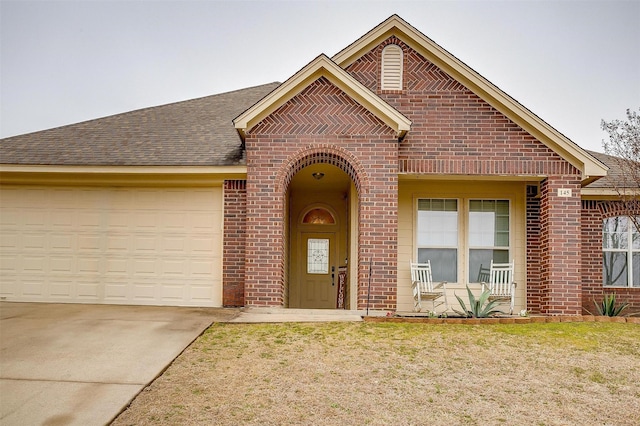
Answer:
[417, 198, 510, 283]
[302, 208, 335, 224]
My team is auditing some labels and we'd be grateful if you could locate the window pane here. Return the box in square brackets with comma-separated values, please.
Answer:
[603, 217, 629, 249]
[417, 199, 458, 247]
[418, 210, 458, 246]
[634, 253, 640, 287]
[418, 248, 457, 282]
[307, 238, 329, 274]
[469, 212, 495, 246]
[469, 200, 509, 248]
[469, 249, 509, 282]
[603, 251, 628, 286]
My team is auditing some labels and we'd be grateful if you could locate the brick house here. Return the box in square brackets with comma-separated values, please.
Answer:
[1, 15, 638, 315]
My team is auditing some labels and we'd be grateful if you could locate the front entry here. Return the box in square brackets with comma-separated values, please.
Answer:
[297, 232, 337, 308]
[288, 164, 351, 309]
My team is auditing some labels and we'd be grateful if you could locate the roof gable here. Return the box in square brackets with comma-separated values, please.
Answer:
[233, 54, 411, 139]
[333, 15, 607, 182]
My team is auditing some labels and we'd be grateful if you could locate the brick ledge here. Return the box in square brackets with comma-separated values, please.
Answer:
[363, 315, 640, 324]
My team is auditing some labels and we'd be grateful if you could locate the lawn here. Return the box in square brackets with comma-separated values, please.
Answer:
[112, 321, 640, 425]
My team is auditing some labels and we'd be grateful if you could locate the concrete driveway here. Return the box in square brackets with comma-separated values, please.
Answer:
[0, 302, 238, 426]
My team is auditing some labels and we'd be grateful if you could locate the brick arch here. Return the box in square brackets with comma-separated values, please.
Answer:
[598, 200, 640, 218]
[276, 145, 369, 196]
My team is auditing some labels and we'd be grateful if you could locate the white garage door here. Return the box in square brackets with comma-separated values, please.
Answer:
[0, 186, 222, 306]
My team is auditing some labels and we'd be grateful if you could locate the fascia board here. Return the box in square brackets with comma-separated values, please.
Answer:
[333, 15, 608, 181]
[582, 187, 640, 198]
[0, 165, 248, 186]
[0, 164, 247, 175]
[233, 54, 411, 138]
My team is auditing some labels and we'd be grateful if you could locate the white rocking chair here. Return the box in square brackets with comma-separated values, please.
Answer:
[411, 261, 448, 313]
[481, 260, 516, 314]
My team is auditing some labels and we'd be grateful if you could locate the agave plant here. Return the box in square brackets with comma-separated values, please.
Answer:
[453, 285, 503, 318]
[594, 294, 629, 317]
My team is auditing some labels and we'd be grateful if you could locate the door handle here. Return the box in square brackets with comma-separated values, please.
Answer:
[331, 266, 335, 286]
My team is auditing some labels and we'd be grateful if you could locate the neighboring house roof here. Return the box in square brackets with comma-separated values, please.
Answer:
[333, 15, 608, 183]
[0, 83, 280, 166]
[583, 150, 639, 197]
[233, 54, 411, 139]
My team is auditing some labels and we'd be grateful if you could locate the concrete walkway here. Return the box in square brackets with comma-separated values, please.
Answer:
[230, 307, 364, 323]
[0, 303, 362, 425]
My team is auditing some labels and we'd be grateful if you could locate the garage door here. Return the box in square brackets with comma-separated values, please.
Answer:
[0, 186, 222, 306]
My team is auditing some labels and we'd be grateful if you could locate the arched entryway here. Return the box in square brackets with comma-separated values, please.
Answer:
[288, 163, 354, 309]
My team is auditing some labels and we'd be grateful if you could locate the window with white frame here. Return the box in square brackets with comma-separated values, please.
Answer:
[417, 199, 458, 282]
[603, 216, 640, 287]
[468, 200, 510, 282]
[417, 198, 510, 283]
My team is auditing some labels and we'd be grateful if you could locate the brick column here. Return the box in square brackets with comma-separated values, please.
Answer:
[526, 184, 542, 313]
[357, 167, 398, 311]
[222, 180, 247, 307]
[539, 176, 582, 314]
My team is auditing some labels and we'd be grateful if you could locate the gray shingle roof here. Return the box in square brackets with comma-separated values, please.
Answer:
[0, 82, 280, 166]
[585, 150, 631, 189]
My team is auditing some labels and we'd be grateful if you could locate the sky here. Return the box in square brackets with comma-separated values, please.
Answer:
[1, 0, 639, 153]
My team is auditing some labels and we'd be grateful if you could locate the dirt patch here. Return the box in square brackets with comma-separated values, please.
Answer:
[112, 322, 640, 425]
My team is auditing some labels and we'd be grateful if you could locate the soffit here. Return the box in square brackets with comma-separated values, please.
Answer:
[233, 54, 411, 139]
[333, 15, 608, 183]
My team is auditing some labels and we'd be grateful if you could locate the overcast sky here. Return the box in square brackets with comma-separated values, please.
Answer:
[1, 0, 639, 153]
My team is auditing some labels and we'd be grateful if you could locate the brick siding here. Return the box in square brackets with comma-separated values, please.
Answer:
[526, 185, 543, 313]
[538, 177, 582, 314]
[222, 180, 247, 307]
[236, 35, 598, 313]
[244, 77, 399, 310]
[345, 36, 579, 178]
[582, 200, 640, 314]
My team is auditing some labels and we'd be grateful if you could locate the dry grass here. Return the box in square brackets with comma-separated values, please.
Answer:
[112, 321, 640, 426]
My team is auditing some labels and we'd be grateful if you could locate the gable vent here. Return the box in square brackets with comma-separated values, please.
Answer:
[381, 44, 403, 90]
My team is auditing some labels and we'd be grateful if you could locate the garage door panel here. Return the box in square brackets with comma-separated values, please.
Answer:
[50, 280, 73, 298]
[1, 233, 19, 250]
[50, 256, 74, 274]
[133, 236, 158, 253]
[162, 212, 187, 230]
[0, 209, 21, 228]
[77, 212, 101, 229]
[107, 212, 131, 230]
[190, 237, 216, 254]
[78, 235, 101, 252]
[21, 256, 46, 274]
[162, 237, 186, 253]
[22, 280, 46, 297]
[0, 186, 222, 306]
[51, 234, 75, 251]
[106, 234, 130, 252]
[23, 234, 47, 251]
[78, 258, 101, 275]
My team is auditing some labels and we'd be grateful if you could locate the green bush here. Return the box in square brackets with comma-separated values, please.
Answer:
[453, 285, 503, 318]
[593, 294, 629, 317]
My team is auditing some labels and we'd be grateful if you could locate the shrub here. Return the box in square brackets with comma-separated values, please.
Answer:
[593, 294, 629, 317]
[454, 285, 503, 318]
